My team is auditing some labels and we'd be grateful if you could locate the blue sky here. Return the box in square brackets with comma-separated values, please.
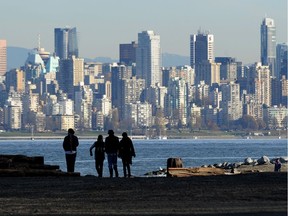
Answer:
[0, 0, 287, 64]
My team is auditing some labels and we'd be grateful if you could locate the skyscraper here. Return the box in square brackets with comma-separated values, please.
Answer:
[276, 43, 287, 78]
[0, 40, 7, 76]
[58, 56, 84, 99]
[119, 41, 137, 65]
[190, 31, 214, 68]
[261, 18, 276, 77]
[54, 27, 79, 59]
[136, 31, 161, 88]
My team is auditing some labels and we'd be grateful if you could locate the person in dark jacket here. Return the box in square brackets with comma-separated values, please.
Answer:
[90, 135, 105, 177]
[63, 128, 79, 172]
[105, 130, 120, 177]
[119, 132, 136, 178]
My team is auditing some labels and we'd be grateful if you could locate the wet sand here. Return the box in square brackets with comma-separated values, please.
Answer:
[0, 172, 287, 216]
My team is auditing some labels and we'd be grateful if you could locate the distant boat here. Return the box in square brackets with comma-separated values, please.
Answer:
[159, 136, 167, 140]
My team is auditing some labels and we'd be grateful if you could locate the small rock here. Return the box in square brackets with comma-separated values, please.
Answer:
[244, 157, 254, 165]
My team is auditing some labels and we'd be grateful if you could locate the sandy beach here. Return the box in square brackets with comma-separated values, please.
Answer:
[0, 171, 287, 216]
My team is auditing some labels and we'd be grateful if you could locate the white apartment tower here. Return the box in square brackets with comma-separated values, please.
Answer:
[136, 31, 161, 88]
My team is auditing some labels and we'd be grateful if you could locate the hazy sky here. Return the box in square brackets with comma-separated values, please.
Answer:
[1, 0, 287, 64]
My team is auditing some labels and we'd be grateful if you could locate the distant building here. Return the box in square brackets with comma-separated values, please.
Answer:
[261, 18, 276, 77]
[276, 43, 287, 79]
[54, 27, 79, 59]
[263, 106, 288, 129]
[220, 81, 242, 121]
[195, 60, 220, 85]
[119, 41, 137, 65]
[0, 40, 7, 76]
[190, 31, 214, 68]
[254, 62, 271, 107]
[58, 56, 84, 99]
[215, 57, 237, 81]
[4, 91, 22, 130]
[5, 69, 25, 93]
[136, 31, 161, 88]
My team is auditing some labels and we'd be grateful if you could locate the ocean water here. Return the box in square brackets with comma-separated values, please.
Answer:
[0, 139, 287, 177]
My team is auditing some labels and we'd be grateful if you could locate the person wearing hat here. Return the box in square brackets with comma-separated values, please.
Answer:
[105, 130, 120, 177]
[119, 132, 136, 178]
[63, 128, 79, 172]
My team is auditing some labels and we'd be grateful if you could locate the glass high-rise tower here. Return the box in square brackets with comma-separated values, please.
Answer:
[190, 31, 214, 68]
[54, 27, 79, 59]
[136, 30, 161, 88]
[261, 18, 276, 78]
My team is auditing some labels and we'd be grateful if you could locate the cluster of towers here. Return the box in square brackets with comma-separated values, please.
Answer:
[0, 17, 287, 134]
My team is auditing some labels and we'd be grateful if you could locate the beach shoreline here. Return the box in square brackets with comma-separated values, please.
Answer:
[0, 172, 287, 215]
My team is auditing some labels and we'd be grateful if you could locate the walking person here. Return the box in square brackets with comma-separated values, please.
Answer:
[119, 132, 136, 178]
[63, 128, 79, 172]
[90, 135, 105, 177]
[105, 130, 120, 178]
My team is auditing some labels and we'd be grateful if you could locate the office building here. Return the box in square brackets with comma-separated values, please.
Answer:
[58, 56, 84, 99]
[54, 27, 79, 59]
[119, 41, 137, 65]
[276, 43, 287, 79]
[190, 31, 214, 68]
[0, 40, 7, 76]
[261, 18, 276, 77]
[136, 30, 161, 88]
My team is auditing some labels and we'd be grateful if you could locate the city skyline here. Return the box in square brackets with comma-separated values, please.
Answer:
[0, 0, 287, 65]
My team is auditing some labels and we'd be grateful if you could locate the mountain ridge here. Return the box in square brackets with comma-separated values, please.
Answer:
[7, 46, 190, 70]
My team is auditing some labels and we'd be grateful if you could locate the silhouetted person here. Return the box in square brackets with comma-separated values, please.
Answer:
[119, 132, 136, 178]
[63, 128, 79, 172]
[274, 158, 282, 172]
[105, 130, 119, 177]
[90, 135, 105, 177]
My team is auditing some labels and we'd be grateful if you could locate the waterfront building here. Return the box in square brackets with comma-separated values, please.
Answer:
[261, 18, 276, 77]
[190, 31, 214, 68]
[136, 30, 161, 88]
[119, 41, 137, 65]
[0, 40, 7, 76]
[263, 105, 288, 129]
[54, 27, 78, 59]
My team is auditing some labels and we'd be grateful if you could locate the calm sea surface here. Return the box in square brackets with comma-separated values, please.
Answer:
[0, 139, 287, 177]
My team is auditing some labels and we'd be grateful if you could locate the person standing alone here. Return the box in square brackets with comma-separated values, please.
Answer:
[63, 128, 79, 172]
[105, 130, 120, 177]
[119, 132, 136, 178]
[90, 135, 105, 177]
